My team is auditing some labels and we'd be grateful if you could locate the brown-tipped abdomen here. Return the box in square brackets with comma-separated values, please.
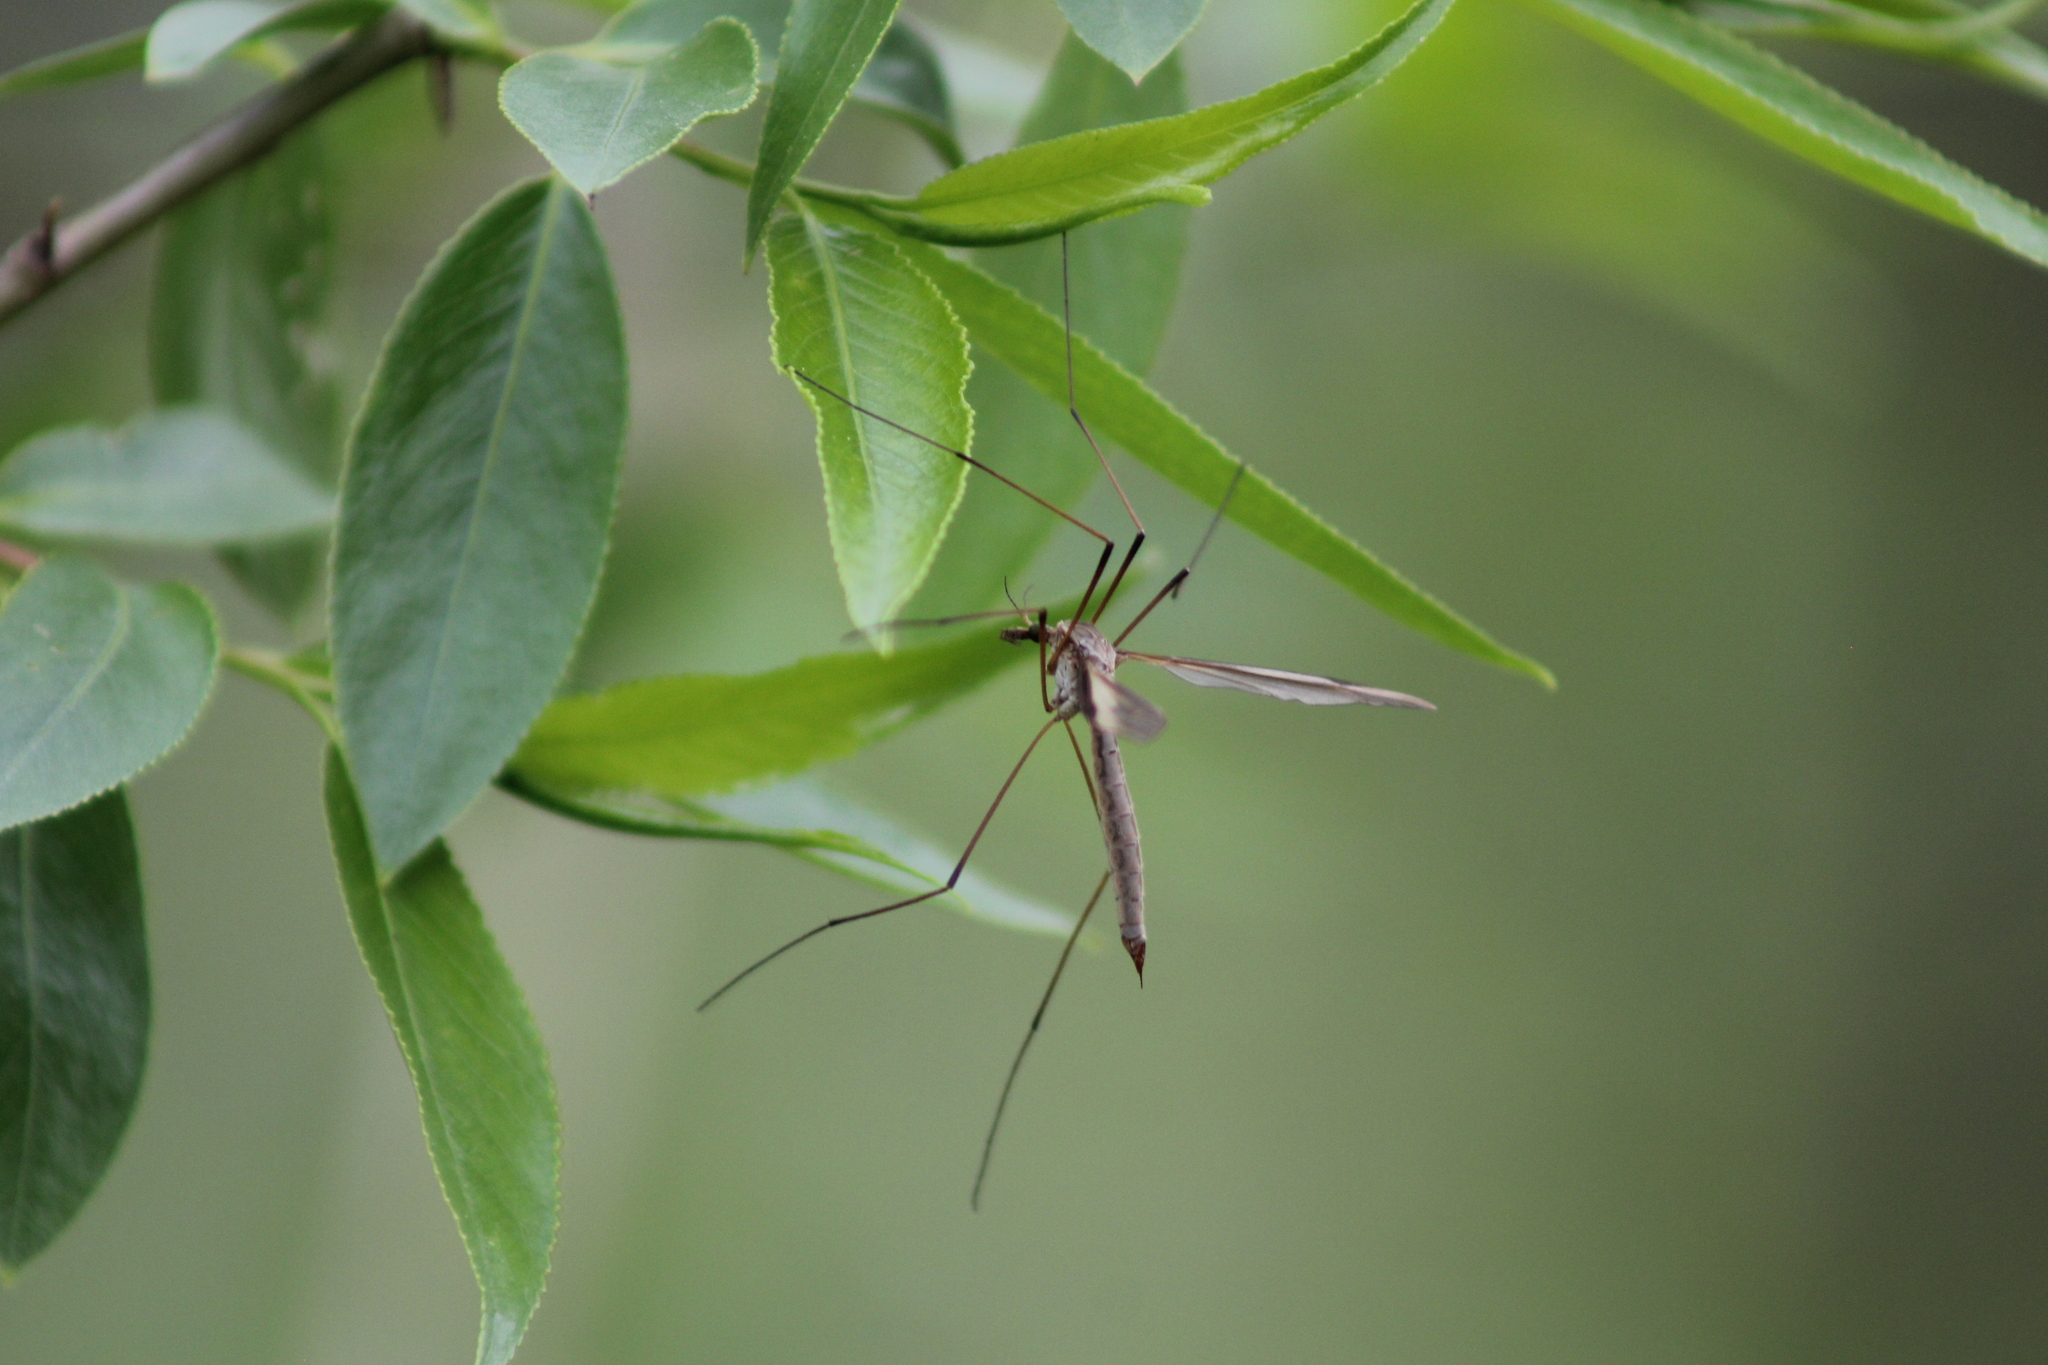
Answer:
[1123, 934, 1146, 983]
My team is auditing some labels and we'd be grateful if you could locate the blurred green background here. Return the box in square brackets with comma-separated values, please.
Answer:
[5, 0, 2048, 1361]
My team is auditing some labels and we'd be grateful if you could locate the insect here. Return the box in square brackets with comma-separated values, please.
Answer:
[700, 234, 1435, 1207]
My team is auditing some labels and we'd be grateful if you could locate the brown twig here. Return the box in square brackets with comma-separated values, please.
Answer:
[0, 11, 433, 327]
[0, 538, 39, 573]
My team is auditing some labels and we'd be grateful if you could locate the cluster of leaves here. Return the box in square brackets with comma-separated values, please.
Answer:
[5, 0, 2048, 1358]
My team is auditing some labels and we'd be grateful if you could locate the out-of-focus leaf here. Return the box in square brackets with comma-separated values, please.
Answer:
[1525, 0, 2048, 269]
[900, 242, 1556, 687]
[0, 29, 146, 99]
[507, 621, 1037, 803]
[856, 0, 1452, 245]
[333, 177, 626, 873]
[766, 206, 970, 632]
[502, 776, 1074, 937]
[153, 126, 339, 616]
[909, 32, 1192, 618]
[144, 0, 387, 81]
[0, 789, 149, 1277]
[0, 557, 219, 832]
[1055, 0, 1207, 81]
[396, 0, 495, 41]
[323, 750, 557, 1365]
[744, 0, 904, 263]
[0, 410, 333, 546]
[499, 16, 758, 195]
[852, 20, 963, 167]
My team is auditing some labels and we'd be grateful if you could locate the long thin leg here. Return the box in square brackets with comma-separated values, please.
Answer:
[971, 868, 1112, 1211]
[697, 715, 1064, 1010]
[1112, 460, 1250, 649]
[1059, 233, 1147, 626]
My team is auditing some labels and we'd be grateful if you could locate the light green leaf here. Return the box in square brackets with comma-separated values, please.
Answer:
[324, 750, 558, 1365]
[144, 0, 387, 82]
[0, 410, 334, 546]
[507, 620, 1036, 802]
[334, 177, 626, 873]
[0, 556, 219, 832]
[1055, 0, 1207, 81]
[744, 0, 904, 263]
[899, 241, 1555, 687]
[909, 32, 1192, 618]
[397, 0, 496, 41]
[857, 0, 1452, 245]
[502, 776, 1074, 937]
[766, 205, 971, 631]
[153, 126, 339, 616]
[0, 29, 146, 99]
[499, 17, 758, 195]
[1526, 0, 2048, 269]
[853, 20, 963, 167]
[0, 790, 149, 1277]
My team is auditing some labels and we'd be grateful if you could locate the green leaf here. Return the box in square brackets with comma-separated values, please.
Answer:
[396, 0, 497, 41]
[506, 621, 1036, 803]
[852, 20, 963, 168]
[1525, 0, 2048, 269]
[333, 177, 626, 873]
[744, 0, 904, 263]
[323, 750, 558, 1365]
[1055, 0, 1207, 81]
[0, 410, 334, 546]
[766, 205, 971, 631]
[0, 556, 219, 832]
[499, 16, 759, 196]
[909, 33, 1192, 618]
[502, 776, 1075, 937]
[899, 241, 1556, 687]
[144, 0, 387, 82]
[857, 0, 1453, 245]
[0, 29, 146, 99]
[0, 790, 149, 1277]
[153, 126, 339, 617]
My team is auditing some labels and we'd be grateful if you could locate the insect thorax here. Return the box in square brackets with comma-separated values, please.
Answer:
[1048, 620, 1116, 721]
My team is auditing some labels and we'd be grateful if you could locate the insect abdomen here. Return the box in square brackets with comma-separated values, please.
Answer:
[1091, 725, 1146, 980]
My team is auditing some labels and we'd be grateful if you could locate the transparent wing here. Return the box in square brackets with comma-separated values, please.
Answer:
[1083, 665, 1168, 742]
[1120, 652, 1436, 710]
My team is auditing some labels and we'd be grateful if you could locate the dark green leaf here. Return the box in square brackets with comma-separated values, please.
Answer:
[153, 126, 339, 616]
[744, 0, 904, 263]
[1055, 0, 1207, 81]
[0, 29, 146, 99]
[0, 556, 219, 832]
[324, 750, 558, 1365]
[1527, 0, 2048, 268]
[0, 790, 148, 1277]
[503, 776, 1074, 936]
[507, 621, 1036, 802]
[333, 177, 626, 872]
[909, 34, 1191, 618]
[144, 0, 388, 82]
[499, 16, 759, 195]
[899, 242, 1556, 687]
[766, 205, 971, 631]
[0, 410, 334, 546]
[852, 20, 963, 168]
[397, 0, 497, 41]
[857, 0, 1452, 245]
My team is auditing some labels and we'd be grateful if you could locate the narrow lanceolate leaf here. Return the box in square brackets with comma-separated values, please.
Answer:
[153, 126, 339, 616]
[0, 411, 333, 546]
[0, 557, 219, 832]
[744, 0, 904, 263]
[1056, 0, 1208, 82]
[1526, 0, 2048, 269]
[503, 777, 1074, 937]
[0, 790, 148, 1276]
[852, 20, 963, 168]
[506, 619, 1037, 801]
[0, 29, 146, 99]
[909, 32, 1192, 618]
[333, 177, 626, 873]
[858, 0, 1452, 245]
[501, 17, 759, 196]
[324, 751, 558, 1365]
[144, 0, 386, 82]
[766, 207, 970, 632]
[901, 243, 1555, 687]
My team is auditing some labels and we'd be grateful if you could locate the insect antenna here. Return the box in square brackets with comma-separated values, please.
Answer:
[1113, 459, 1249, 648]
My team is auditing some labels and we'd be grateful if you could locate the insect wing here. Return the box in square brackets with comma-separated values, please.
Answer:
[1121, 653, 1436, 710]
[1083, 665, 1168, 741]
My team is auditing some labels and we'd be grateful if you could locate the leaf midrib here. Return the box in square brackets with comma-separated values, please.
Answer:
[0, 580, 133, 803]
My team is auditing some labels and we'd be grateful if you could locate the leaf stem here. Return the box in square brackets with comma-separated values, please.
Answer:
[220, 646, 341, 743]
[669, 139, 910, 214]
[0, 537, 38, 573]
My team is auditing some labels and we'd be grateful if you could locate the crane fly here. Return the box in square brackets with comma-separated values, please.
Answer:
[700, 233, 1435, 1208]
